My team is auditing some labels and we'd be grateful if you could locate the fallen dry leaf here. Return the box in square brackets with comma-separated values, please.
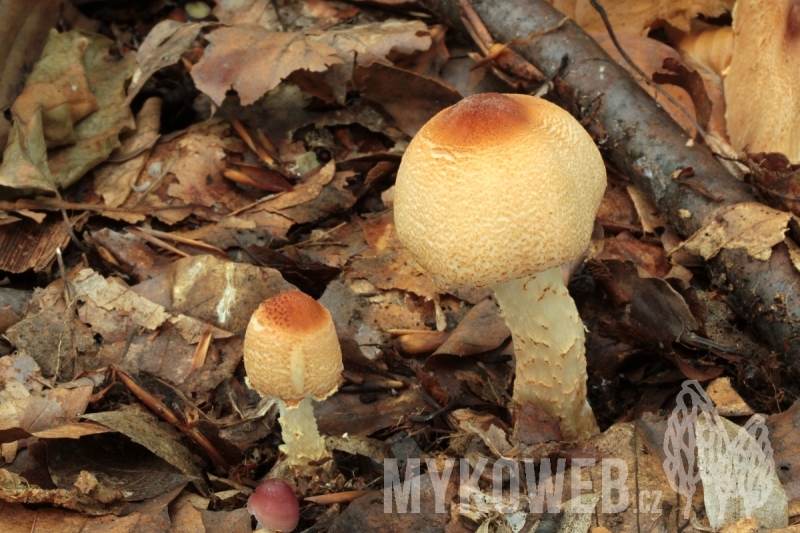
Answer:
[47, 433, 194, 501]
[0, 30, 136, 192]
[126, 20, 207, 103]
[0, 467, 125, 515]
[93, 97, 162, 208]
[680, 202, 794, 261]
[83, 408, 207, 495]
[706, 376, 754, 417]
[0, 215, 75, 273]
[0, 501, 170, 533]
[192, 25, 342, 106]
[767, 400, 800, 501]
[0, 1, 63, 131]
[743, 152, 800, 216]
[192, 20, 430, 106]
[432, 298, 509, 357]
[212, 0, 282, 29]
[353, 62, 461, 137]
[549, 0, 735, 35]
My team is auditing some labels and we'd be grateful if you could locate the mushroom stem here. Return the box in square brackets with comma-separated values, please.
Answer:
[491, 267, 599, 441]
[278, 397, 327, 468]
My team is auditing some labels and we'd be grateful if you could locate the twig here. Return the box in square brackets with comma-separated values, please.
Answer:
[470, 17, 569, 71]
[113, 365, 231, 471]
[589, 0, 708, 141]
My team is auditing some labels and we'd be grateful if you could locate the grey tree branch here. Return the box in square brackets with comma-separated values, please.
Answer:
[421, 0, 800, 370]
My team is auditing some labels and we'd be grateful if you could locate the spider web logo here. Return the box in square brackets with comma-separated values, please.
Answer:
[662, 380, 776, 522]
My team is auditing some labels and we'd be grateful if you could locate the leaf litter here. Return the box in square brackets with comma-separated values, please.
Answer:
[0, 0, 798, 532]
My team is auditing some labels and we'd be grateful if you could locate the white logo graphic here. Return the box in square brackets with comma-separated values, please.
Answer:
[663, 380, 779, 526]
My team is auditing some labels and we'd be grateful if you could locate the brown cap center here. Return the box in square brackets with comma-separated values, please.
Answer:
[256, 290, 329, 333]
[424, 93, 531, 148]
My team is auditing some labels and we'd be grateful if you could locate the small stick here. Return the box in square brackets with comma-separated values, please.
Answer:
[114, 366, 230, 471]
[589, 0, 708, 141]
[305, 490, 371, 505]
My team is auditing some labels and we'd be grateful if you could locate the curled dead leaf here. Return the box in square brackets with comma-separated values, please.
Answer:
[678, 202, 794, 261]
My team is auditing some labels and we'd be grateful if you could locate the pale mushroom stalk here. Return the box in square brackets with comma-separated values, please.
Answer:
[276, 397, 326, 466]
[244, 290, 343, 473]
[491, 269, 598, 439]
[393, 93, 606, 441]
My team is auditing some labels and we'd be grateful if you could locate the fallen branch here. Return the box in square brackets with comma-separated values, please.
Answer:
[422, 0, 800, 370]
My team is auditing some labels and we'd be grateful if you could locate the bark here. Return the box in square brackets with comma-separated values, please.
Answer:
[422, 0, 800, 369]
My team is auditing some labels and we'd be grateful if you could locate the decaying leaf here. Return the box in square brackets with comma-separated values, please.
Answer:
[0, 215, 75, 273]
[127, 20, 207, 103]
[0, 468, 125, 515]
[130, 254, 293, 335]
[0, 30, 136, 193]
[680, 202, 794, 261]
[548, 0, 735, 36]
[47, 433, 194, 501]
[0, 501, 170, 532]
[83, 409, 208, 495]
[192, 20, 431, 106]
[93, 97, 162, 208]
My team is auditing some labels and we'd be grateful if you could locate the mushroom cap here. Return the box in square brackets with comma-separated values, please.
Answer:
[243, 290, 342, 407]
[725, 0, 800, 162]
[393, 93, 606, 290]
[247, 478, 300, 532]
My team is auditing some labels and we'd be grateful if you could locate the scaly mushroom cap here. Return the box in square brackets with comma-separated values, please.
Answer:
[243, 290, 342, 407]
[393, 93, 606, 290]
[725, 0, 800, 162]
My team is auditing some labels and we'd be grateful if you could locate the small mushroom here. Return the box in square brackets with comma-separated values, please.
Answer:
[244, 290, 343, 469]
[247, 478, 300, 532]
[393, 93, 606, 440]
[725, 0, 800, 162]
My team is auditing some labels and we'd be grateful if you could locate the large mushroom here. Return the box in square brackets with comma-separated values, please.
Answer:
[244, 290, 343, 470]
[393, 93, 606, 440]
[725, 0, 800, 162]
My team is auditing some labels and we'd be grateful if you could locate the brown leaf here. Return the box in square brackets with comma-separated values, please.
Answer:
[129, 254, 293, 335]
[596, 183, 638, 229]
[601, 260, 698, 345]
[127, 20, 207, 103]
[432, 298, 510, 357]
[245, 245, 340, 298]
[353, 62, 461, 137]
[94, 97, 162, 208]
[0, 501, 170, 532]
[47, 433, 193, 501]
[767, 400, 800, 500]
[652, 57, 713, 135]
[0, 468, 125, 515]
[449, 408, 512, 456]
[0, 215, 73, 273]
[592, 33, 723, 138]
[83, 409, 207, 495]
[744, 152, 800, 216]
[315, 388, 429, 437]
[0, 1, 63, 113]
[512, 401, 563, 445]
[680, 202, 793, 261]
[193, 20, 431, 106]
[550, 0, 734, 35]
[594, 232, 670, 278]
[192, 25, 343, 106]
[0, 30, 136, 192]
[328, 473, 455, 533]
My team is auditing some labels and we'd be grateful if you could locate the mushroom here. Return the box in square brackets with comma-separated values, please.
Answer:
[725, 0, 800, 162]
[244, 290, 343, 469]
[393, 93, 605, 440]
[248, 478, 300, 532]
